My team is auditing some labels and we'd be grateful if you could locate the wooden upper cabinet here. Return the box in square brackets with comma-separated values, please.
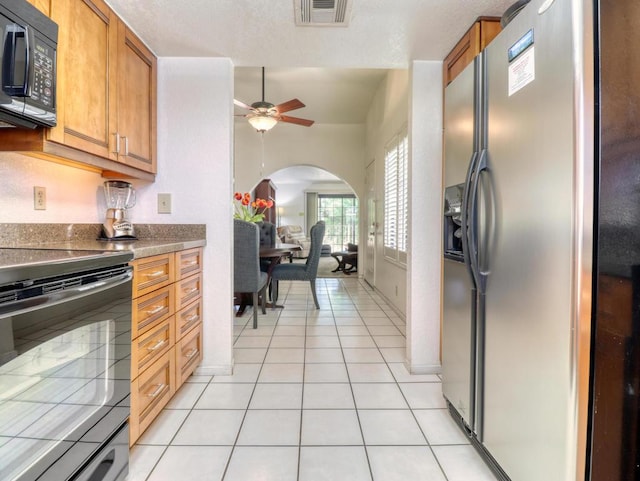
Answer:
[48, 0, 118, 161]
[116, 22, 157, 174]
[0, 0, 157, 178]
[443, 17, 501, 87]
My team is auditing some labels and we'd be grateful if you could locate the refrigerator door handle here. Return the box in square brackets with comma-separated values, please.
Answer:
[468, 148, 488, 293]
[461, 150, 479, 286]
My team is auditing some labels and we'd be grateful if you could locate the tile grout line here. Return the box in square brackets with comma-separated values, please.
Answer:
[330, 278, 376, 481]
[220, 297, 281, 481]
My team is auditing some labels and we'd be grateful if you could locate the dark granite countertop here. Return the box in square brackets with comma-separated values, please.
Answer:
[0, 223, 207, 260]
[19, 238, 206, 259]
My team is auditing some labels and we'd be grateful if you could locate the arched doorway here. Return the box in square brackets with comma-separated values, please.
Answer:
[261, 165, 360, 278]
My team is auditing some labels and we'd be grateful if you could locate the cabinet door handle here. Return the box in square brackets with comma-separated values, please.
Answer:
[122, 136, 129, 156]
[145, 270, 166, 278]
[145, 305, 164, 315]
[183, 287, 198, 295]
[113, 133, 120, 154]
[184, 348, 199, 360]
[185, 313, 199, 322]
[146, 383, 166, 398]
[146, 339, 168, 352]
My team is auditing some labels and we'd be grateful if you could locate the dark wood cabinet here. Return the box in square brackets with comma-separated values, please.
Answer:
[254, 179, 277, 224]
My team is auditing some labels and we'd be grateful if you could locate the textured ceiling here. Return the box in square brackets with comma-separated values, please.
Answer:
[105, 0, 514, 125]
[105, 0, 513, 67]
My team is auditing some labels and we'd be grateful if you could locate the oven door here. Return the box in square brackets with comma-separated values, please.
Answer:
[0, 266, 132, 481]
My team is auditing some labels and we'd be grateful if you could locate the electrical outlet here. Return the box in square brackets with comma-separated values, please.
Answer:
[158, 193, 172, 214]
[34, 186, 46, 210]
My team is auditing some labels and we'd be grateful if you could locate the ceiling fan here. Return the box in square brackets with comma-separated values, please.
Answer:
[234, 67, 315, 132]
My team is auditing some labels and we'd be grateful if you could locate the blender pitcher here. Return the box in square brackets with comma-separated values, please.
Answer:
[101, 181, 137, 239]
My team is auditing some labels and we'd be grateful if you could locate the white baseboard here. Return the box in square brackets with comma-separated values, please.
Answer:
[404, 361, 442, 375]
[194, 363, 233, 376]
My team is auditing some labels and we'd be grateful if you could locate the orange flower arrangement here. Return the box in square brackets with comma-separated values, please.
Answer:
[233, 192, 274, 222]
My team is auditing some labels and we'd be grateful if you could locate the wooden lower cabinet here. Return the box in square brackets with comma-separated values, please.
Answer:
[176, 323, 203, 387]
[129, 247, 204, 445]
[130, 349, 176, 443]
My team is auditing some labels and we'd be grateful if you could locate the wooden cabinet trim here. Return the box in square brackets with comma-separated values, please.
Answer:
[132, 253, 175, 298]
[176, 323, 203, 388]
[132, 285, 175, 338]
[177, 248, 203, 279]
[176, 272, 202, 312]
[130, 349, 176, 444]
[131, 317, 175, 379]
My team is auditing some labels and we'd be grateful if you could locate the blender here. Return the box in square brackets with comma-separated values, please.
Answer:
[101, 180, 137, 239]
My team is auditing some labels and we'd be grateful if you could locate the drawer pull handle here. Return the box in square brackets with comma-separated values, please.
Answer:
[145, 270, 166, 278]
[184, 348, 199, 360]
[145, 305, 164, 315]
[146, 383, 166, 398]
[185, 314, 199, 322]
[183, 260, 198, 266]
[183, 287, 198, 295]
[146, 339, 168, 352]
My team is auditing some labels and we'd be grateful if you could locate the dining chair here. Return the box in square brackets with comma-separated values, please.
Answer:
[234, 219, 269, 328]
[270, 221, 325, 309]
[257, 221, 276, 273]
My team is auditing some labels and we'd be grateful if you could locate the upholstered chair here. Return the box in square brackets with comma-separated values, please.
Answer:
[270, 221, 325, 309]
[257, 221, 276, 248]
[257, 221, 276, 273]
[234, 219, 269, 328]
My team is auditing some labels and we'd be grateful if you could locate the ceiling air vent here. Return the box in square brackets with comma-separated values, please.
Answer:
[294, 0, 353, 27]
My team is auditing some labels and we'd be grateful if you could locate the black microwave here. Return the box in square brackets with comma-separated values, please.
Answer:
[0, 0, 57, 128]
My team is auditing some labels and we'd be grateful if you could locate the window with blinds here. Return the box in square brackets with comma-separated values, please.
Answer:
[383, 128, 408, 265]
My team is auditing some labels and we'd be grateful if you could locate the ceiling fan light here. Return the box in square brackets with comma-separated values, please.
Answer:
[247, 113, 278, 132]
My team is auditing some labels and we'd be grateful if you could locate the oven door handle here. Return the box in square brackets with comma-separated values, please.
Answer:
[0, 270, 133, 318]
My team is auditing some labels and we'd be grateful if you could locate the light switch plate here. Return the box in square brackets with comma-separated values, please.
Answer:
[158, 193, 172, 214]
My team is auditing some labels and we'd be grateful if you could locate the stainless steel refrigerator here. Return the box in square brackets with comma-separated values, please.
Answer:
[442, 0, 595, 480]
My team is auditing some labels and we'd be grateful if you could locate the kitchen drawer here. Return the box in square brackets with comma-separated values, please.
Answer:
[176, 248, 203, 280]
[132, 285, 175, 338]
[130, 349, 176, 444]
[131, 253, 175, 298]
[175, 272, 202, 312]
[131, 317, 175, 379]
[177, 297, 202, 339]
[176, 323, 203, 388]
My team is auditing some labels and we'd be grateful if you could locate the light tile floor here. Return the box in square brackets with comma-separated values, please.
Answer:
[126, 277, 499, 481]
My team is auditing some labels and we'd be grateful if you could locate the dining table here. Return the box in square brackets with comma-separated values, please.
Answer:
[259, 242, 302, 269]
[235, 242, 303, 316]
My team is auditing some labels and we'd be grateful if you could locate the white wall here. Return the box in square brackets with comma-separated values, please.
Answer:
[0, 153, 106, 222]
[234, 123, 366, 200]
[154, 57, 234, 375]
[406, 61, 443, 374]
[0, 57, 235, 375]
[364, 69, 409, 315]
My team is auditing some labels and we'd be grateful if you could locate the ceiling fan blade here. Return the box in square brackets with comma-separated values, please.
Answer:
[279, 115, 314, 127]
[234, 98, 254, 110]
[274, 98, 305, 114]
